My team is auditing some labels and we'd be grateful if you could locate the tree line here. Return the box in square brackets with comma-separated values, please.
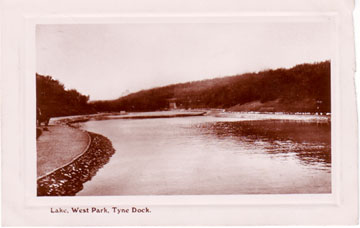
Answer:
[92, 60, 330, 113]
[37, 60, 330, 117]
[36, 73, 94, 117]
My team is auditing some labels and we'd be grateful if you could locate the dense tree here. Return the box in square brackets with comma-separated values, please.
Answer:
[97, 61, 330, 113]
[36, 73, 94, 118]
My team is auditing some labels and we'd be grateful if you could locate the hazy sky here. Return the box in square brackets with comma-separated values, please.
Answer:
[37, 22, 332, 100]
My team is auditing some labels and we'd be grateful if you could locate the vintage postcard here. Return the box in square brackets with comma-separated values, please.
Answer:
[1, 0, 358, 226]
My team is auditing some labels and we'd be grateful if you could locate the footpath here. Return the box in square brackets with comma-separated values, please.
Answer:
[37, 125, 90, 178]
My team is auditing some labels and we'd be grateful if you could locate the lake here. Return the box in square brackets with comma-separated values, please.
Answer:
[76, 113, 331, 195]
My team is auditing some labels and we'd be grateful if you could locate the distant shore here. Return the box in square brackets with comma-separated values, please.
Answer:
[51, 109, 330, 125]
[51, 110, 207, 124]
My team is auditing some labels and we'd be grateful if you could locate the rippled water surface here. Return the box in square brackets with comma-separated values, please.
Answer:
[77, 115, 331, 195]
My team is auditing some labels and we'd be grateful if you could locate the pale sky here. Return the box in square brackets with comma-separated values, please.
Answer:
[36, 22, 332, 101]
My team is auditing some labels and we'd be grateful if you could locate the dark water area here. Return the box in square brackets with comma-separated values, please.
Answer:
[194, 120, 331, 168]
[76, 114, 331, 195]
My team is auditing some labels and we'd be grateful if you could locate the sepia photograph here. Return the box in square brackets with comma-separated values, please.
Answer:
[36, 22, 332, 196]
[2, 0, 359, 225]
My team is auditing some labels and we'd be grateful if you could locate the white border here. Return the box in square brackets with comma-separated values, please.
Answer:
[2, 0, 358, 226]
[26, 14, 338, 206]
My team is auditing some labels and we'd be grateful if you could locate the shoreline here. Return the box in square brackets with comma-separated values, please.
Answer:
[51, 110, 330, 125]
[37, 131, 115, 196]
[36, 125, 91, 179]
[37, 116, 116, 196]
[50, 110, 207, 124]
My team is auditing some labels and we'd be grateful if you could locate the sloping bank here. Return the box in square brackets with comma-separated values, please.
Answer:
[37, 119, 115, 196]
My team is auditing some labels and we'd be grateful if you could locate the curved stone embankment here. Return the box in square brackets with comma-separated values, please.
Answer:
[37, 131, 115, 196]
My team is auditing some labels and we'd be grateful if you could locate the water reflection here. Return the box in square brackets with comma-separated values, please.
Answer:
[193, 120, 331, 169]
[77, 116, 331, 195]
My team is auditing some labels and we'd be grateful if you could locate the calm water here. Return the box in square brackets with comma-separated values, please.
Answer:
[77, 115, 331, 195]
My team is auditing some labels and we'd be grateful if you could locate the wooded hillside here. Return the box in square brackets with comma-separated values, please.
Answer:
[92, 61, 330, 113]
